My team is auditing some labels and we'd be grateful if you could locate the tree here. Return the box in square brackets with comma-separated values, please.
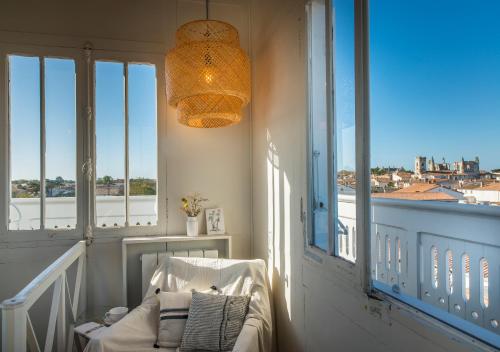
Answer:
[102, 176, 114, 195]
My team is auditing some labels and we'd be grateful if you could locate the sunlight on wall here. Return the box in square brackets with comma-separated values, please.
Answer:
[266, 129, 292, 319]
[284, 172, 292, 319]
[267, 145, 274, 284]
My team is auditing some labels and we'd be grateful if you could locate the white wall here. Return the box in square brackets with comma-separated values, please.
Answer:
[250, 0, 475, 351]
[0, 0, 252, 344]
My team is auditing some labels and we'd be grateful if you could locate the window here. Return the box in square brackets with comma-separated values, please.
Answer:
[8, 55, 77, 231]
[370, 1, 500, 347]
[94, 61, 158, 228]
[307, 0, 329, 251]
[307, 0, 356, 262]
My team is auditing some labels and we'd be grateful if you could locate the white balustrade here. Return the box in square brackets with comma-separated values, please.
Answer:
[1, 241, 86, 352]
[10, 196, 157, 230]
[338, 194, 500, 336]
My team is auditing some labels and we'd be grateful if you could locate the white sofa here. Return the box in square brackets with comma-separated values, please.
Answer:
[85, 257, 272, 352]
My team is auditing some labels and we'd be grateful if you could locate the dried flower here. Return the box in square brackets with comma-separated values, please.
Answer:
[180, 193, 208, 217]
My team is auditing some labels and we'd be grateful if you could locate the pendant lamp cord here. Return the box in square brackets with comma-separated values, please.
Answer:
[206, 0, 209, 19]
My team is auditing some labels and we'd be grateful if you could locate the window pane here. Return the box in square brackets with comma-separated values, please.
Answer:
[95, 61, 126, 228]
[9, 56, 40, 230]
[128, 64, 157, 227]
[333, 0, 356, 262]
[308, 0, 329, 250]
[45, 58, 77, 229]
[370, 1, 500, 344]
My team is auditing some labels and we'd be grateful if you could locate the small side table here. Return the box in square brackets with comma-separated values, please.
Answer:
[74, 306, 113, 351]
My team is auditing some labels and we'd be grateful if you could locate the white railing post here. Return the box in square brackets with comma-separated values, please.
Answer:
[2, 304, 27, 352]
[57, 272, 67, 352]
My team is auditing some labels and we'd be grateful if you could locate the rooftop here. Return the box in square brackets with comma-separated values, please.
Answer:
[372, 192, 458, 201]
[394, 183, 439, 193]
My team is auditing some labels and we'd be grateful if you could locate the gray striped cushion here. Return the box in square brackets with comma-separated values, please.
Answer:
[157, 291, 192, 348]
[180, 292, 250, 351]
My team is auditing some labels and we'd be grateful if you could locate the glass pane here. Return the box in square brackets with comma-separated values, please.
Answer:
[128, 64, 157, 226]
[45, 58, 77, 230]
[370, 1, 500, 344]
[334, 0, 356, 262]
[95, 61, 126, 228]
[9, 55, 41, 230]
[308, 0, 329, 250]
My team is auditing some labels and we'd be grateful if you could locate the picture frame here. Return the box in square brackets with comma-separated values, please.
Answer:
[205, 208, 225, 235]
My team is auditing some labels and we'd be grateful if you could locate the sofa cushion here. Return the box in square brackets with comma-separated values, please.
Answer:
[157, 291, 192, 348]
[180, 291, 250, 351]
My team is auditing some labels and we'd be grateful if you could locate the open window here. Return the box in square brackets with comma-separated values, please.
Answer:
[306, 0, 358, 263]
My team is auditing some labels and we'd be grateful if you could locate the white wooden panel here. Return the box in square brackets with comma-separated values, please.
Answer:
[188, 250, 203, 258]
[203, 249, 219, 258]
[173, 250, 188, 257]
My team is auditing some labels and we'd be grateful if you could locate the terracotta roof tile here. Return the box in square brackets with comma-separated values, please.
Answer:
[476, 183, 500, 191]
[394, 183, 439, 193]
[372, 192, 457, 201]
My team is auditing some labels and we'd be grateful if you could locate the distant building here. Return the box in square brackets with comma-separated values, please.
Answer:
[391, 171, 413, 188]
[414, 155, 481, 182]
[415, 156, 426, 175]
[459, 182, 500, 205]
[371, 175, 391, 189]
[453, 156, 480, 175]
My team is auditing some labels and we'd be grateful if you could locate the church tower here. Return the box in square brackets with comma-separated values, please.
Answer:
[415, 156, 426, 175]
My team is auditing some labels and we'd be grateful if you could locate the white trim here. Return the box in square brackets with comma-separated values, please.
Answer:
[40, 56, 46, 231]
[91, 50, 167, 238]
[0, 48, 8, 239]
[354, 0, 371, 293]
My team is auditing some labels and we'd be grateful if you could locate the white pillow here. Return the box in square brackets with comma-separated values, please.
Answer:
[156, 291, 192, 348]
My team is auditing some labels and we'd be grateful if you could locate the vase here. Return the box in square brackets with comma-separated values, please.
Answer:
[186, 216, 199, 237]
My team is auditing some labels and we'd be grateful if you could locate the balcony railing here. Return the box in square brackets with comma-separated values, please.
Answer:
[9, 196, 157, 230]
[337, 194, 500, 342]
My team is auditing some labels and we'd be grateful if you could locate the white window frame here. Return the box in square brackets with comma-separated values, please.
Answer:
[306, 1, 500, 350]
[90, 50, 167, 238]
[0, 44, 167, 243]
[304, 0, 370, 292]
[0, 44, 85, 243]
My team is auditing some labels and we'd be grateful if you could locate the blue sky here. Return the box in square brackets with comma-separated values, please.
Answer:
[9, 0, 500, 182]
[10, 57, 157, 181]
[94, 61, 157, 180]
[370, 0, 500, 171]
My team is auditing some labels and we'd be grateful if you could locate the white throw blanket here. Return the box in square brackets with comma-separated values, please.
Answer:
[85, 257, 272, 352]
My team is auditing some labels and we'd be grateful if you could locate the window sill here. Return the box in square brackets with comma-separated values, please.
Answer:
[372, 281, 499, 351]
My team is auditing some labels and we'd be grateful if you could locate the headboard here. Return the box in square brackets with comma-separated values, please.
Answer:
[122, 235, 232, 308]
[140, 249, 219, 298]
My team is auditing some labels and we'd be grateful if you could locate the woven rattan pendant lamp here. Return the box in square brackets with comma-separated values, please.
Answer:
[165, 1, 251, 128]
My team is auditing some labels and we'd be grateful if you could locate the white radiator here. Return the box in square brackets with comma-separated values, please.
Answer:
[140, 249, 219, 298]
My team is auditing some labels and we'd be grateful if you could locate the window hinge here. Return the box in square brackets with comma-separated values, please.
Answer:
[85, 224, 93, 246]
[85, 106, 92, 121]
[82, 157, 93, 181]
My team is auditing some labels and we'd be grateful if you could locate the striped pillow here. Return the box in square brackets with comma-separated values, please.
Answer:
[180, 291, 250, 351]
[156, 291, 192, 348]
